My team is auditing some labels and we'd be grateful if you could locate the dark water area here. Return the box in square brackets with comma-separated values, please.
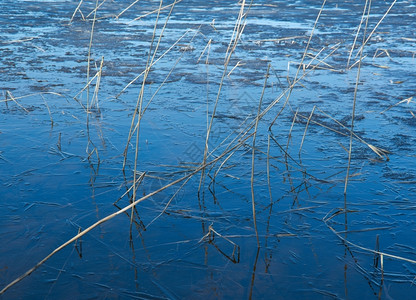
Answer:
[1, 0, 416, 299]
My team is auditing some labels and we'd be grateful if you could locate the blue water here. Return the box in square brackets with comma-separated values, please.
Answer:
[1, 0, 416, 298]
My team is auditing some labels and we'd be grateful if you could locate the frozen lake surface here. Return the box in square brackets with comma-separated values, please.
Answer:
[1, 0, 416, 298]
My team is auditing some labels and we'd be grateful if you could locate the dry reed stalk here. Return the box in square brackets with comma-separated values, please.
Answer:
[129, 1, 182, 232]
[251, 36, 307, 44]
[287, 56, 338, 81]
[89, 56, 104, 110]
[73, 72, 98, 106]
[289, 0, 327, 87]
[266, 134, 272, 203]
[355, 0, 398, 58]
[199, 225, 240, 263]
[297, 113, 347, 137]
[140, 57, 182, 114]
[285, 108, 298, 155]
[266, 45, 340, 127]
[0, 92, 64, 102]
[373, 48, 391, 59]
[348, 54, 368, 70]
[224, 0, 250, 64]
[198, 0, 252, 194]
[347, 0, 369, 67]
[145, 176, 192, 229]
[205, 112, 253, 174]
[86, 0, 99, 111]
[250, 64, 270, 247]
[305, 46, 325, 67]
[122, 1, 178, 171]
[269, 132, 303, 170]
[86, 145, 100, 162]
[0, 128, 253, 295]
[248, 247, 260, 300]
[5, 91, 29, 113]
[324, 209, 416, 265]
[227, 61, 245, 77]
[140, 26, 201, 118]
[69, 0, 84, 24]
[116, 28, 193, 98]
[344, 0, 371, 195]
[305, 52, 338, 71]
[297, 107, 389, 159]
[86, 0, 108, 19]
[212, 132, 255, 181]
[116, 0, 141, 19]
[196, 39, 212, 64]
[210, 46, 340, 187]
[380, 96, 413, 114]
[268, 3, 331, 130]
[131, 0, 165, 221]
[4, 91, 9, 109]
[208, 44, 341, 188]
[114, 172, 146, 205]
[41, 94, 54, 126]
[129, 0, 183, 23]
[299, 105, 315, 155]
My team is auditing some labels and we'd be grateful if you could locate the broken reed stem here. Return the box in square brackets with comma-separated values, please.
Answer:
[251, 64, 270, 247]
[344, 0, 371, 195]
[296, 111, 389, 159]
